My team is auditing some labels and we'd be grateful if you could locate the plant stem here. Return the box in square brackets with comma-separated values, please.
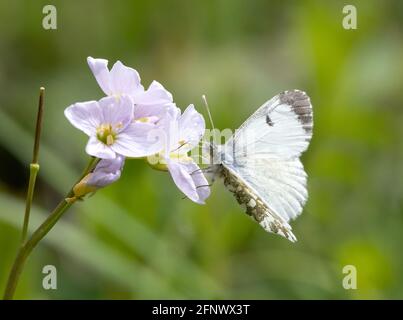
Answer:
[20, 164, 40, 244]
[4, 199, 74, 300]
[3, 157, 99, 300]
[32, 87, 45, 165]
[20, 87, 45, 245]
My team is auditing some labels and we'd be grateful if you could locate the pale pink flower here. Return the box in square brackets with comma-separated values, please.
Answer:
[152, 105, 210, 204]
[65, 96, 162, 159]
[87, 57, 173, 124]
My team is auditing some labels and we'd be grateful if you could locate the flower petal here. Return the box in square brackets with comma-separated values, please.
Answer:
[109, 60, 143, 96]
[154, 105, 184, 151]
[134, 105, 166, 122]
[167, 159, 210, 204]
[85, 136, 116, 159]
[112, 122, 164, 158]
[94, 154, 125, 172]
[87, 57, 112, 95]
[134, 102, 178, 129]
[64, 100, 102, 136]
[98, 96, 134, 132]
[86, 155, 125, 187]
[186, 162, 210, 203]
[177, 105, 205, 150]
[167, 160, 199, 203]
[133, 82, 174, 123]
[134, 80, 173, 106]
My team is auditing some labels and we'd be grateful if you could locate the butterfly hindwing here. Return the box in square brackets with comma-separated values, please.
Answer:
[220, 165, 297, 242]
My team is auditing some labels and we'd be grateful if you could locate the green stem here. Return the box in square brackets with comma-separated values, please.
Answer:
[3, 157, 99, 300]
[20, 87, 45, 245]
[32, 88, 45, 165]
[20, 163, 39, 244]
[3, 198, 74, 300]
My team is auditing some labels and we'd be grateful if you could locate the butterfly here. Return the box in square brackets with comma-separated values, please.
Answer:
[206, 90, 313, 242]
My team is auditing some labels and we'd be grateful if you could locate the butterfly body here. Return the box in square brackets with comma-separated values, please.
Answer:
[207, 90, 313, 242]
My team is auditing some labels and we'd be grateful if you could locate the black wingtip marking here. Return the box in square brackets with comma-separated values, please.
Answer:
[279, 90, 313, 134]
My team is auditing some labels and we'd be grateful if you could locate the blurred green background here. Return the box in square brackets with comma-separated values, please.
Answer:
[0, 0, 402, 299]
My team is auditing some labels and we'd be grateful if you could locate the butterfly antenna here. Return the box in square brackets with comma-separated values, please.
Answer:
[202, 95, 215, 130]
[202, 95, 216, 168]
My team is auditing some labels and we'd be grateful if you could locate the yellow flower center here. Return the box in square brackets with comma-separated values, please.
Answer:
[146, 150, 192, 171]
[96, 124, 116, 146]
[137, 117, 150, 123]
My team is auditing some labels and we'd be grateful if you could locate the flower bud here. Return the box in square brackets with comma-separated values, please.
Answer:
[72, 155, 125, 198]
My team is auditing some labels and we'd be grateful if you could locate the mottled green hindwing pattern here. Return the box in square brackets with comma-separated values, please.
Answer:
[220, 165, 297, 242]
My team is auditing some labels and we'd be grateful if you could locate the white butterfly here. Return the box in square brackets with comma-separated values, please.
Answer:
[207, 90, 313, 242]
